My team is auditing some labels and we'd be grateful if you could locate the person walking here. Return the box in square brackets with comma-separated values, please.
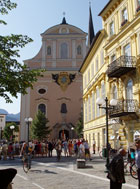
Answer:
[135, 138, 140, 189]
[107, 148, 126, 189]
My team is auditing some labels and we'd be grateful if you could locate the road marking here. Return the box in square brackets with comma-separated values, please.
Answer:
[32, 182, 45, 189]
[35, 162, 137, 189]
[58, 167, 137, 189]
[17, 174, 28, 180]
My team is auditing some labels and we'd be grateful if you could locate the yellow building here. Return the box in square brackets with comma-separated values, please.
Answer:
[80, 0, 140, 151]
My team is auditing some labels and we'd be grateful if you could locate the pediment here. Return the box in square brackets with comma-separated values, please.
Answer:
[41, 24, 87, 37]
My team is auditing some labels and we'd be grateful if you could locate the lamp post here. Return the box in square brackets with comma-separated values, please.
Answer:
[71, 127, 74, 139]
[96, 97, 117, 171]
[25, 117, 33, 144]
[10, 125, 15, 141]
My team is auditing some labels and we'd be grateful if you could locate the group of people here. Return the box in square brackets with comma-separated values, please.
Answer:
[0, 138, 92, 161]
[107, 138, 140, 189]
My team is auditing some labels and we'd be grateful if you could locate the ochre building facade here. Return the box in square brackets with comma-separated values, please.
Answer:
[80, 0, 140, 150]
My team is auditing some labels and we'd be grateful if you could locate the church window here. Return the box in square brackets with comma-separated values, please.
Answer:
[47, 46, 51, 55]
[38, 88, 46, 94]
[38, 104, 46, 114]
[61, 43, 68, 59]
[61, 103, 67, 113]
[77, 45, 82, 55]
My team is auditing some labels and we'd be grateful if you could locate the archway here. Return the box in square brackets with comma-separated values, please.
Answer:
[59, 130, 69, 140]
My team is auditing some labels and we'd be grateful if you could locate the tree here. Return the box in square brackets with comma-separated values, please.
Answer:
[31, 110, 51, 141]
[0, 0, 43, 103]
[3, 122, 19, 141]
[75, 112, 83, 138]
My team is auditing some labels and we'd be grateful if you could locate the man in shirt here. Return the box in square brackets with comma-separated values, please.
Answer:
[135, 138, 140, 189]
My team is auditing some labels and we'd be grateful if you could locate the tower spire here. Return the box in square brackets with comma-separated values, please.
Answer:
[88, 2, 95, 47]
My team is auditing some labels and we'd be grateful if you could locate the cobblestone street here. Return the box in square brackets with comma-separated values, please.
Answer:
[0, 152, 138, 189]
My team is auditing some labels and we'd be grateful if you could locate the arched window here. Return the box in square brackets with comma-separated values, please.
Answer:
[77, 45, 81, 55]
[60, 103, 67, 114]
[112, 85, 117, 99]
[38, 104, 46, 114]
[47, 46, 51, 55]
[61, 43, 68, 59]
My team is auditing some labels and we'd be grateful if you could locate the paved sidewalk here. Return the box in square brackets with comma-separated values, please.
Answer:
[32, 151, 138, 188]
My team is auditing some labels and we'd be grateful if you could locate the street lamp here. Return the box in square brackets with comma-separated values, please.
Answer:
[10, 125, 15, 141]
[96, 97, 117, 171]
[25, 117, 33, 144]
[71, 127, 74, 139]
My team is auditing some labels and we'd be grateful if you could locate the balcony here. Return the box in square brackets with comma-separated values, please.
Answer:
[109, 99, 139, 119]
[106, 55, 136, 78]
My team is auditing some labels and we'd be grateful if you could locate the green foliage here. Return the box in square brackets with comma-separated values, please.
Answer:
[0, 0, 44, 103]
[75, 112, 83, 138]
[31, 110, 51, 141]
[3, 122, 19, 141]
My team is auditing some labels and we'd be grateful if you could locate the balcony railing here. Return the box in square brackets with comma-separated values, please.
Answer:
[109, 99, 139, 118]
[106, 55, 136, 78]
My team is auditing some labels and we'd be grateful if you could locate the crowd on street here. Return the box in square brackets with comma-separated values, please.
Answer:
[0, 138, 92, 161]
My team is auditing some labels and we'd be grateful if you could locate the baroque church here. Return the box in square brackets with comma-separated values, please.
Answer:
[20, 7, 95, 141]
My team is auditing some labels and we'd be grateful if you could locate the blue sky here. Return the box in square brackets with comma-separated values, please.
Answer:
[0, 0, 109, 114]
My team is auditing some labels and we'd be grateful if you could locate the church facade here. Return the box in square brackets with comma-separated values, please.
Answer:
[20, 18, 87, 141]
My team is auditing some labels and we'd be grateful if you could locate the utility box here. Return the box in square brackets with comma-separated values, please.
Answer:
[76, 159, 86, 168]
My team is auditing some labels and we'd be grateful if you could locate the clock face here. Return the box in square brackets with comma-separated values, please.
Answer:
[61, 76, 67, 84]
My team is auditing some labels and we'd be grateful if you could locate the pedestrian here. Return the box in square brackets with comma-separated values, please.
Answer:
[135, 138, 140, 189]
[93, 139, 96, 154]
[107, 148, 126, 189]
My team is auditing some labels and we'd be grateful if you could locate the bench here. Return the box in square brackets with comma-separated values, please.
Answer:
[76, 159, 86, 168]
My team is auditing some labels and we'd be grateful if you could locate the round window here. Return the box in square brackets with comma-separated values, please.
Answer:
[38, 88, 46, 94]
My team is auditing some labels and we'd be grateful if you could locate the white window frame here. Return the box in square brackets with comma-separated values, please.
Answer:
[92, 92, 95, 119]
[96, 57, 99, 73]
[96, 87, 100, 117]
[110, 21, 114, 36]
[88, 96, 91, 121]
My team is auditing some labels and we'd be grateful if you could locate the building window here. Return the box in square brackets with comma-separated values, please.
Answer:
[96, 58, 99, 73]
[47, 46, 51, 55]
[111, 54, 116, 62]
[100, 50, 104, 65]
[91, 63, 94, 78]
[112, 85, 117, 99]
[85, 101, 87, 122]
[101, 83, 105, 115]
[110, 21, 114, 36]
[38, 88, 46, 94]
[77, 45, 82, 55]
[124, 44, 131, 66]
[61, 43, 68, 59]
[121, 8, 128, 26]
[60, 103, 67, 113]
[88, 96, 91, 121]
[96, 88, 100, 117]
[88, 70, 90, 83]
[38, 104, 46, 114]
[92, 92, 95, 119]
[136, 0, 140, 12]
[126, 79, 133, 99]
[126, 79, 133, 112]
